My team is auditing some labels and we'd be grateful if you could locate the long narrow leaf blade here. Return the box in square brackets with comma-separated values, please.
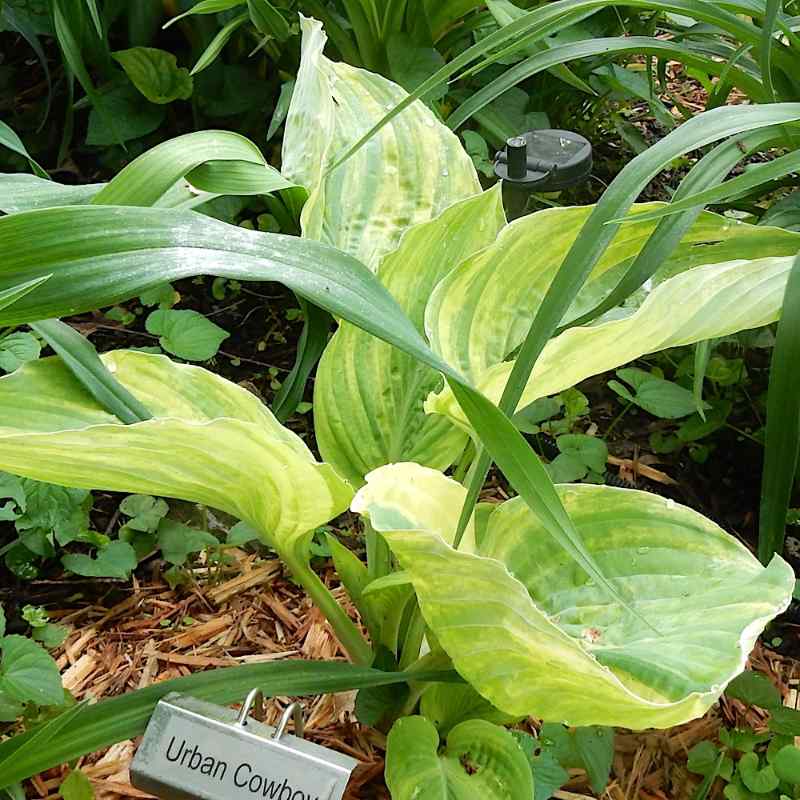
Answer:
[759, 251, 800, 562]
[0, 662, 457, 788]
[29, 319, 152, 424]
[0, 277, 51, 313]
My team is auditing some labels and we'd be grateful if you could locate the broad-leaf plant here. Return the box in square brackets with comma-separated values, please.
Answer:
[0, 16, 796, 798]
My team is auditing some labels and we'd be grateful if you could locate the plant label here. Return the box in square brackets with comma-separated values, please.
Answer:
[131, 693, 357, 800]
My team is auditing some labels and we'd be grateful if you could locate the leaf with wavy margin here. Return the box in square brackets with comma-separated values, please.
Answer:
[355, 464, 794, 729]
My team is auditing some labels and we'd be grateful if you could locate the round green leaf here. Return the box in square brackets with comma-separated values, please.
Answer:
[112, 47, 193, 104]
[0, 635, 63, 707]
[773, 745, 800, 784]
[738, 752, 779, 794]
[385, 716, 533, 800]
[145, 309, 229, 361]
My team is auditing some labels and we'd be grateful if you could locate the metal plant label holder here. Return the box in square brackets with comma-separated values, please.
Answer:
[131, 690, 357, 800]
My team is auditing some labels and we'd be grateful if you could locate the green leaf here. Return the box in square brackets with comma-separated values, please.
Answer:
[385, 716, 533, 800]
[120, 495, 168, 535]
[163, 0, 245, 29]
[687, 741, 723, 777]
[0, 278, 52, 315]
[139, 284, 177, 308]
[85, 83, 165, 146]
[511, 731, 569, 800]
[386, 33, 446, 100]
[725, 671, 782, 709]
[0, 120, 47, 178]
[59, 770, 93, 800]
[0, 352, 352, 565]
[31, 624, 68, 649]
[283, 16, 480, 272]
[0, 635, 63, 707]
[157, 520, 218, 566]
[62, 541, 138, 579]
[738, 752, 779, 794]
[145, 309, 229, 361]
[610, 368, 705, 419]
[769, 707, 800, 736]
[759, 251, 800, 562]
[0, 663, 458, 788]
[0, 174, 103, 215]
[91, 129, 284, 209]
[112, 47, 193, 104]
[546, 452, 587, 483]
[429, 255, 799, 429]
[420, 683, 519, 735]
[355, 465, 795, 728]
[0, 692, 25, 723]
[315, 189, 505, 485]
[30, 319, 152, 425]
[538, 723, 614, 794]
[0, 474, 25, 522]
[246, 0, 289, 41]
[226, 521, 259, 546]
[773, 745, 800, 784]
[557, 434, 607, 473]
[719, 727, 770, 754]
[267, 79, 294, 141]
[16, 479, 90, 546]
[190, 12, 249, 75]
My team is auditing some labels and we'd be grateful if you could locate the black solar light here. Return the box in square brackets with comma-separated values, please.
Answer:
[494, 129, 593, 217]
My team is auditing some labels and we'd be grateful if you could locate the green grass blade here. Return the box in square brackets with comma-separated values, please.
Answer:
[29, 319, 152, 424]
[565, 127, 787, 329]
[0, 662, 458, 788]
[190, 12, 249, 75]
[163, 0, 246, 29]
[0, 277, 52, 312]
[272, 300, 332, 421]
[0, 700, 91, 783]
[693, 339, 713, 419]
[52, 0, 123, 149]
[610, 147, 800, 225]
[329, 0, 772, 172]
[761, 0, 783, 102]
[0, 121, 48, 179]
[758, 251, 800, 562]
[84, 0, 103, 37]
[448, 36, 767, 131]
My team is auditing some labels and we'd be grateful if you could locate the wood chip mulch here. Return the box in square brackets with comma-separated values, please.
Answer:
[13, 548, 800, 800]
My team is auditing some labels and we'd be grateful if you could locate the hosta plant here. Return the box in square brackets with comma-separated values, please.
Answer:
[0, 15, 796, 799]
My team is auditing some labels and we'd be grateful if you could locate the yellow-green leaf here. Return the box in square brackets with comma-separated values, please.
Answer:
[355, 464, 794, 729]
[282, 16, 480, 271]
[0, 351, 352, 558]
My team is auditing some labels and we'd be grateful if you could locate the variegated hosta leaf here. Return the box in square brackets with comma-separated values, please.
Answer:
[428, 255, 796, 427]
[282, 16, 480, 271]
[0, 351, 352, 557]
[355, 464, 795, 729]
[385, 716, 533, 800]
[351, 462, 477, 552]
[425, 205, 800, 383]
[314, 190, 505, 485]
